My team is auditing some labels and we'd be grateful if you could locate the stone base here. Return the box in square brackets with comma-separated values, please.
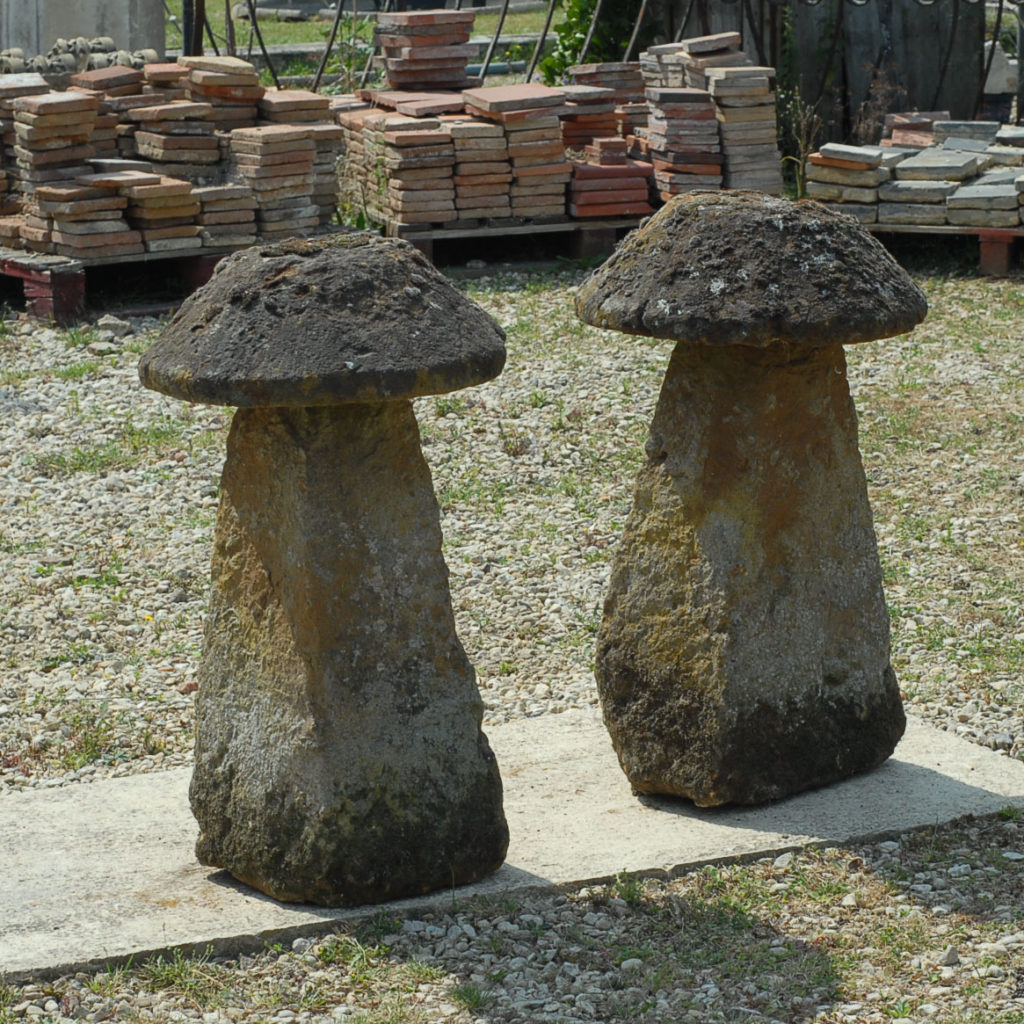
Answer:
[596, 342, 906, 806]
[191, 401, 508, 904]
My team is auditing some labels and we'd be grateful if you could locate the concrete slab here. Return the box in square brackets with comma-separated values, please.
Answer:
[3, 711, 1024, 981]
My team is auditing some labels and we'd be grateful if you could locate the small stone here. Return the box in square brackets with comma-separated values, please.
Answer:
[291, 937, 311, 953]
[939, 945, 959, 966]
[773, 852, 794, 871]
[620, 958, 643, 971]
[96, 313, 133, 337]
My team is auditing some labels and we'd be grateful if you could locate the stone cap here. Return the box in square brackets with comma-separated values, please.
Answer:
[138, 234, 506, 407]
[575, 192, 928, 349]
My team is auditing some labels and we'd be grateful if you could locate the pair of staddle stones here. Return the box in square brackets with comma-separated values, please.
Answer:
[139, 194, 926, 907]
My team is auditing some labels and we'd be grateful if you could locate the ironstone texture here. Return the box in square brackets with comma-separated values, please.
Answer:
[575, 193, 928, 807]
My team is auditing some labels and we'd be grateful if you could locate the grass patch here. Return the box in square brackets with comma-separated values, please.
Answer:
[29, 418, 188, 477]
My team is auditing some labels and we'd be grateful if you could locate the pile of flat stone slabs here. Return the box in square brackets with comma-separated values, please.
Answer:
[4, 709, 1024, 981]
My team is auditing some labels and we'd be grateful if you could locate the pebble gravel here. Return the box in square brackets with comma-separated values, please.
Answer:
[0, 267, 1022, 1023]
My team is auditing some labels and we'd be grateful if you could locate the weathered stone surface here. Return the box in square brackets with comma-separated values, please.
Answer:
[895, 151, 979, 181]
[945, 207, 1021, 227]
[878, 179, 957, 203]
[946, 183, 1019, 209]
[805, 164, 889, 187]
[191, 401, 508, 903]
[576, 192, 925, 807]
[138, 234, 506, 407]
[816, 200, 877, 223]
[575, 193, 927, 349]
[877, 202, 948, 225]
[805, 181, 878, 203]
[595, 343, 906, 806]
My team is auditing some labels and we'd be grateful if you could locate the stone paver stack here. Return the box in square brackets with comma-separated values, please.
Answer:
[195, 184, 257, 247]
[229, 124, 318, 240]
[364, 112, 455, 225]
[11, 91, 99, 197]
[947, 176, 1021, 228]
[569, 154, 653, 218]
[805, 143, 894, 223]
[560, 85, 617, 149]
[803, 141, 1024, 229]
[644, 86, 722, 199]
[375, 10, 478, 92]
[181, 56, 262, 131]
[708, 66, 783, 193]
[934, 120, 999, 148]
[463, 84, 570, 220]
[446, 115, 511, 221]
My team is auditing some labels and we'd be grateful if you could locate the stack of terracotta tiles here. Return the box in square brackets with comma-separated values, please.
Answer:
[259, 89, 338, 227]
[0, 73, 48, 175]
[567, 62, 646, 147]
[375, 10, 478, 92]
[258, 88, 331, 125]
[143, 63, 189, 100]
[569, 139, 653, 218]
[117, 173, 202, 252]
[616, 102, 649, 142]
[645, 86, 722, 198]
[364, 111, 455, 225]
[335, 105, 376, 219]
[67, 65, 141, 158]
[23, 177, 140, 259]
[447, 115, 511, 221]
[560, 85, 618, 149]
[566, 63, 645, 104]
[707, 66, 782, 193]
[463, 84, 570, 220]
[125, 100, 220, 174]
[882, 111, 945, 149]
[182, 56, 262, 131]
[640, 44, 689, 88]
[230, 125, 317, 240]
[676, 33, 751, 89]
[195, 184, 257, 247]
[12, 91, 99, 196]
[308, 123, 344, 225]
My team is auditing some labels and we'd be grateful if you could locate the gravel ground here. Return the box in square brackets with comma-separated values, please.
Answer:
[0, 263, 1022, 1022]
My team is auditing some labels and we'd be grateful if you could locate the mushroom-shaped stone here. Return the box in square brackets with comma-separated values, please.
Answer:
[139, 234, 509, 904]
[576, 193, 927, 807]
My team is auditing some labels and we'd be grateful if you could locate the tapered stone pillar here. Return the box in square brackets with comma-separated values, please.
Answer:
[576, 193, 928, 806]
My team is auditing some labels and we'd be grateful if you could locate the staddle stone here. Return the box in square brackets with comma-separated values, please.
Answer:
[139, 234, 509, 904]
[576, 193, 928, 807]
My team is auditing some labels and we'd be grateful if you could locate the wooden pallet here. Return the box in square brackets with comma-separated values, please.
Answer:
[384, 215, 644, 262]
[0, 246, 231, 324]
[868, 222, 1024, 276]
